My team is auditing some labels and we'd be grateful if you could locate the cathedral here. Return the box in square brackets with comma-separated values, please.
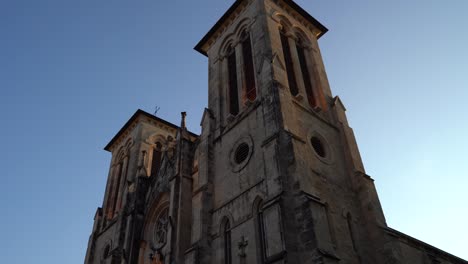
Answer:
[84, 0, 467, 263]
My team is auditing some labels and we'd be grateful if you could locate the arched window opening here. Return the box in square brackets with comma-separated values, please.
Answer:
[227, 45, 240, 116]
[241, 31, 256, 101]
[111, 162, 123, 217]
[105, 146, 131, 220]
[151, 142, 163, 178]
[311, 136, 326, 158]
[106, 162, 123, 219]
[296, 38, 316, 108]
[256, 202, 266, 262]
[223, 220, 232, 264]
[103, 244, 110, 259]
[280, 28, 298, 96]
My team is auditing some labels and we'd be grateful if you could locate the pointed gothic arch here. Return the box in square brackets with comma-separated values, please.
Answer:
[105, 138, 132, 219]
[220, 216, 232, 264]
[139, 195, 170, 264]
[252, 196, 266, 263]
[100, 240, 112, 263]
[273, 13, 293, 33]
[233, 17, 253, 40]
[146, 134, 170, 178]
[219, 36, 236, 58]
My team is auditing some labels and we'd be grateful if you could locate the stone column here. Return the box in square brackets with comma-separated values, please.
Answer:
[221, 57, 230, 121]
[304, 47, 326, 110]
[288, 36, 307, 99]
[235, 43, 245, 111]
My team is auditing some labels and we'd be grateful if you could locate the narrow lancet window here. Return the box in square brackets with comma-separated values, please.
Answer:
[224, 220, 232, 264]
[106, 165, 120, 219]
[257, 203, 266, 262]
[112, 163, 123, 214]
[296, 39, 316, 107]
[111, 165, 121, 216]
[227, 45, 240, 115]
[151, 142, 162, 178]
[241, 33, 256, 101]
[280, 29, 298, 96]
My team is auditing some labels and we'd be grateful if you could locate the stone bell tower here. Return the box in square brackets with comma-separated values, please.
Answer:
[85, 0, 468, 263]
[193, 0, 393, 263]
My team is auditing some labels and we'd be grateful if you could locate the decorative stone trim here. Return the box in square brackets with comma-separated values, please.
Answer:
[293, 99, 338, 131]
[271, 0, 322, 37]
[202, 0, 254, 53]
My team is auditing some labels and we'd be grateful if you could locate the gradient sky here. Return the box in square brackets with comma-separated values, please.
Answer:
[1, 0, 467, 263]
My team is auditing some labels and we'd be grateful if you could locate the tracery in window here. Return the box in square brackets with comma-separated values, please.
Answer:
[153, 207, 169, 249]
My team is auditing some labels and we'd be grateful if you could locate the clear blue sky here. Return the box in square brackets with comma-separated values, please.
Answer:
[1, 0, 467, 263]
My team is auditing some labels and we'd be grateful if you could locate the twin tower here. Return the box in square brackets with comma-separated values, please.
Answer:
[84, 0, 466, 263]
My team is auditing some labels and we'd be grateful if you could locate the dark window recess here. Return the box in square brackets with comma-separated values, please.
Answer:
[224, 221, 232, 264]
[228, 47, 240, 115]
[311, 137, 326, 158]
[242, 35, 256, 101]
[151, 143, 162, 177]
[257, 207, 266, 262]
[103, 245, 111, 259]
[296, 42, 316, 107]
[280, 31, 298, 96]
[235, 143, 250, 164]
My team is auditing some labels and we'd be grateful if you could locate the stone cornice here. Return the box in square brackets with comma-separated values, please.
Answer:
[194, 0, 327, 57]
[105, 109, 199, 152]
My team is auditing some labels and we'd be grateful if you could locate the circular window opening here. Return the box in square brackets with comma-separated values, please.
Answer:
[234, 143, 250, 164]
[311, 137, 326, 158]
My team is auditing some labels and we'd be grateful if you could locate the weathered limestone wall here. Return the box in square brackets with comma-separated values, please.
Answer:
[86, 113, 182, 264]
[262, 0, 386, 263]
[199, 0, 286, 263]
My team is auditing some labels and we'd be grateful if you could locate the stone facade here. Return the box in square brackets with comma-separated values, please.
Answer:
[84, 1, 467, 264]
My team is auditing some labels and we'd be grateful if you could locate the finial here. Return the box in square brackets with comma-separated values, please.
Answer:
[181, 112, 187, 129]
